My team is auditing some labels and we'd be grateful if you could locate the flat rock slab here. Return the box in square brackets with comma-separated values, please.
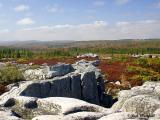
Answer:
[98, 112, 138, 120]
[7, 97, 110, 119]
[37, 97, 108, 115]
[32, 112, 108, 120]
[32, 115, 64, 120]
[0, 109, 21, 120]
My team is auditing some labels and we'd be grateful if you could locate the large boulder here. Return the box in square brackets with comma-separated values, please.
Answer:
[7, 97, 111, 119]
[36, 97, 108, 115]
[23, 68, 48, 80]
[121, 95, 160, 117]
[112, 82, 160, 118]
[47, 63, 74, 78]
[24, 63, 74, 80]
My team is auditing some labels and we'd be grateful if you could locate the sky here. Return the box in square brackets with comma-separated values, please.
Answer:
[0, 0, 160, 41]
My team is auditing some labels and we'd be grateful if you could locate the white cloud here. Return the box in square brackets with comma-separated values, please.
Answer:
[47, 4, 63, 13]
[93, 0, 105, 6]
[17, 18, 35, 25]
[0, 29, 9, 34]
[116, 0, 131, 5]
[14, 5, 30, 12]
[1, 20, 160, 41]
[117, 21, 130, 26]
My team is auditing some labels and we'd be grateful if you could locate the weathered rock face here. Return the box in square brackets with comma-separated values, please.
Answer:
[6, 97, 111, 119]
[0, 60, 108, 106]
[20, 74, 81, 99]
[23, 69, 47, 80]
[2, 79, 160, 119]
[0, 60, 118, 120]
[72, 59, 102, 79]
[81, 71, 99, 104]
[112, 81, 160, 118]
[0, 72, 103, 106]
[121, 95, 160, 117]
[37, 97, 108, 115]
[48, 63, 74, 77]
[24, 63, 74, 80]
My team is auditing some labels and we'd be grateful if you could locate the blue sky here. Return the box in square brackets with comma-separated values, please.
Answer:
[0, 0, 160, 41]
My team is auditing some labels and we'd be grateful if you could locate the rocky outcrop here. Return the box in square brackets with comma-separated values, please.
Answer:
[112, 81, 160, 118]
[81, 71, 99, 104]
[23, 69, 47, 80]
[121, 95, 160, 117]
[0, 72, 100, 105]
[46, 63, 74, 79]
[31, 112, 138, 120]
[24, 63, 74, 80]
[23, 60, 101, 80]
[0, 60, 107, 106]
[0, 59, 117, 120]
[4, 97, 111, 119]
[72, 59, 102, 79]
[77, 53, 98, 58]
[1, 76, 160, 119]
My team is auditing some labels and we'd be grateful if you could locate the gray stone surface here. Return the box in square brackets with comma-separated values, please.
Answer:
[64, 112, 107, 120]
[32, 115, 64, 120]
[0, 68, 101, 105]
[98, 112, 138, 120]
[0, 109, 21, 120]
[0, 60, 112, 119]
[72, 59, 102, 79]
[112, 81, 160, 118]
[32, 112, 109, 120]
[121, 95, 160, 117]
[48, 63, 74, 77]
[81, 71, 99, 104]
[153, 108, 160, 118]
[8, 97, 110, 119]
[37, 97, 108, 115]
[24, 63, 74, 80]
[23, 69, 47, 80]
[2, 80, 160, 120]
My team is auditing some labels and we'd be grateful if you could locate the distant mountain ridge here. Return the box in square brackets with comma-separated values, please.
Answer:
[0, 39, 159, 50]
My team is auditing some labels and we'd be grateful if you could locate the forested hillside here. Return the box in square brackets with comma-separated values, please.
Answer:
[0, 40, 159, 59]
